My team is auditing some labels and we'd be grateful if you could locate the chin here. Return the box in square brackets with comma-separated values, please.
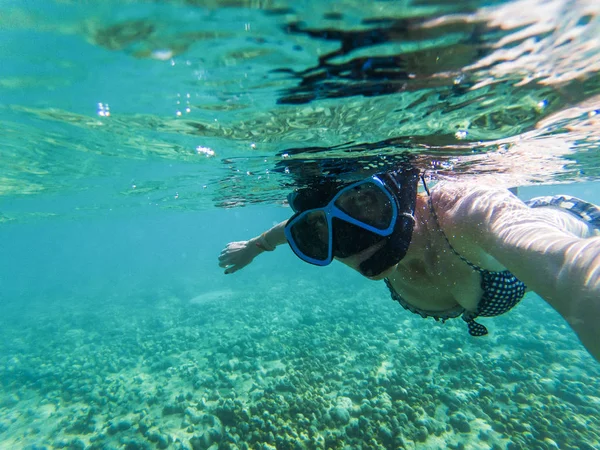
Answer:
[367, 273, 387, 281]
[364, 265, 397, 280]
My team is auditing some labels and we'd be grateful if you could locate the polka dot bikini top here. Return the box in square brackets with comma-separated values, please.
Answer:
[450, 250, 526, 337]
[385, 196, 526, 337]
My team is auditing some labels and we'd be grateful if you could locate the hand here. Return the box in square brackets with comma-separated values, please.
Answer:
[218, 240, 260, 274]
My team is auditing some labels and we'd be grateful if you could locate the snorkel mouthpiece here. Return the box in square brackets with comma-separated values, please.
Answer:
[331, 218, 387, 258]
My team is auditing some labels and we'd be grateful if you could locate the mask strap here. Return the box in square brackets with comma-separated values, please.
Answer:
[420, 172, 485, 275]
[420, 172, 431, 197]
[420, 171, 443, 231]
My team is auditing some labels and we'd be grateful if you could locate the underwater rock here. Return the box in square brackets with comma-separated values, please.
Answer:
[345, 418, 361, 438]
[555, 388, 587, 406]
[138, 417, 153, 436]
[359, 402, 373, 417]
[147, 429, 172, 449]
[274, 377, 296, 393]
[329, 406, 350, 425]
[543, 438, 560, 449]
[378, 424, 394, 447]
[65, 414, 96, 435]
[358, 416, 370, 431]
[89, 432, 108, 444]
[185, 407, 204, 425]
[1, 394, 19, 408]
[189, 435, 210, 450]
[478, 385, 495, 398]
[53, 439, 70, 448]
[397, 413, 409, 425]
[403, 405, 418, 422]
[478, 429, 491, 441]
[150, 356, 180, 373]
[577, 442, 598, 450]
[496, 391, 510, 403]
[215, 399, 239, 427]
[66, 439, 86, 450]
[187, 414, 224, 447]
[376, 407, 388, 417]
[509, 418, 528, 433]
[323, 429, 345, 448]
[538, 378, 558, 394]
[415, 417, 435, 434]
[122, 439, 152, 450]
[117, 419, 133, 431]
[163, 404, 185, 416]
[415, 425, 429, 442]
[449, 413, 471, 433]
[514, 393, 529, 404]
[492, 421, 506, 434]
[189, 289, 235, 305]
[156, 434, 171, 449]
[107, 418, 132, 435]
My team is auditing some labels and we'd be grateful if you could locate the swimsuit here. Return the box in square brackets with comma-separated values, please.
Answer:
[385, 194, 600, 336]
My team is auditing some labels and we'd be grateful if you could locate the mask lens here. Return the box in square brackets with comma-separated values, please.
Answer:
[288, 210, 330, 261]
[334, 182, 393, 229]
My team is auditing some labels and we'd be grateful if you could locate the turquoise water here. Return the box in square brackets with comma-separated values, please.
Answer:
[1, 1, 600, 449]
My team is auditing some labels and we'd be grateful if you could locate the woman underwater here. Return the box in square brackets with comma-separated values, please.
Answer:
[218, 168, 600, 362]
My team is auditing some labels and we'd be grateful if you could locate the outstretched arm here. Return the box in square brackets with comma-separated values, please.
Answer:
[437, 183, 600, 361]
[218, 221, 287, 274]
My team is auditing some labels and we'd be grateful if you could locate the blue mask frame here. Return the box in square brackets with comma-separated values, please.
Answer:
[284, 175, 398, 266]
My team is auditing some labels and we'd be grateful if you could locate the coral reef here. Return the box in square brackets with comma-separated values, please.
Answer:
[1, 281, 599, 449]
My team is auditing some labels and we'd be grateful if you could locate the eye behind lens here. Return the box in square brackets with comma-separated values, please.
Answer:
[289, 211, 330, 261]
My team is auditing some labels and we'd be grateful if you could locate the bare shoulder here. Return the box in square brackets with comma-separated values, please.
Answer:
[430, 180, 597, 243]
[421, 181, 523, 267]
[429, 181, 522, 228]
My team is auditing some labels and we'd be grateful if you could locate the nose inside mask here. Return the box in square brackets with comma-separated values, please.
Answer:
[331, 219, 385, 258]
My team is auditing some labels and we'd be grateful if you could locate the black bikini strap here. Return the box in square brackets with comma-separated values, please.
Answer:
[420, 174, 485, 275]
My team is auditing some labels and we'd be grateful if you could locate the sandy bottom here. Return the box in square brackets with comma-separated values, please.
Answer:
[1, 280, 599, 450]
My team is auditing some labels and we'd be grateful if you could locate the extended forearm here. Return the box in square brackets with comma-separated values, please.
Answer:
[444, 184, 599, 300]
[439, 183, 600, 360]
[252, 221, 287, 253]
[481, 205, 600, 361]
[485, 220, 600, 305]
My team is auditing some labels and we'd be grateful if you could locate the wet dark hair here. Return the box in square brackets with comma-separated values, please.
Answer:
[288, 178, 349, 212]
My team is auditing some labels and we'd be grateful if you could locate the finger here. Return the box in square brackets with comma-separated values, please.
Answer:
[218, 251, 234, 262]
[219, 243, 235, 254]
[228, 263, 243, 274]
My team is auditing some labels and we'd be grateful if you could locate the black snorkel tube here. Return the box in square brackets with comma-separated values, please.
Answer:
[357, 167, 420, 277]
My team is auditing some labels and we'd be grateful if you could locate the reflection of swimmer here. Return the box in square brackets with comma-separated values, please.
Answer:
[218, 168, 600, 362]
